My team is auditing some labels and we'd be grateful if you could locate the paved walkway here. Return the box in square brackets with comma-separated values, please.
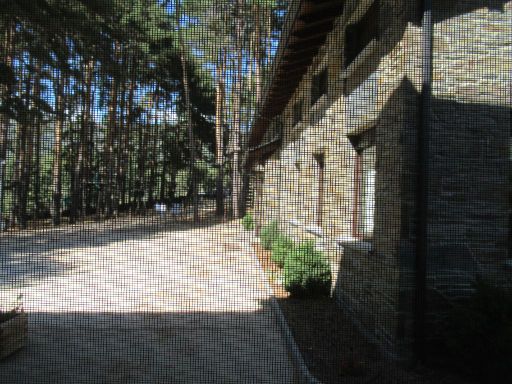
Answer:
[0, 217, 297, 383]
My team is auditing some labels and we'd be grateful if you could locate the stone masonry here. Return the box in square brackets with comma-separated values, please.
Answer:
[249, 0, 512, 360]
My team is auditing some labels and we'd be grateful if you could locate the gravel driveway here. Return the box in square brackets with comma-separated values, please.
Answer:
[0, 216, 297, 383]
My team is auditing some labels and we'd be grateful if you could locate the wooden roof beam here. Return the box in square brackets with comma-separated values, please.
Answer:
[276, 64, 308, 74]
[300, 0, 344, 15]
[292, 20, 334, 39]
[299, 4, 344, 24]
[272, 78, 303, 88]
[281, 58, 314, 69]
[266, 90, 293, 101]
[281, 60, 313, 72]
[283, 47, 319, 62]
[271, 83, 303, 94]
[288, 35, 327, 50]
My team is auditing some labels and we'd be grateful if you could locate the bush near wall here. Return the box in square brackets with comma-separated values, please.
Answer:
[241, 214, 255, 231]
[271, 235, 294, 267]
[260, 220, 279, 250]
[283, 241, 332, 298]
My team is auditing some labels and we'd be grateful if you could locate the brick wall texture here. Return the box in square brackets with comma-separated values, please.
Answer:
[251, 0, 512, 359]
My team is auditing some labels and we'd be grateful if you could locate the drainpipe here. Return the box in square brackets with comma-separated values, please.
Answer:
[415, 0, 433, 362]
[0, 159, 4, 230]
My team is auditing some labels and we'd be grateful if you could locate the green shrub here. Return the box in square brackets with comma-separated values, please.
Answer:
[271, 235, 294, 267]
[432, 281, 512, 383]
[283, 241, 332, 298]
[241, 213, 254, 231]
[260, 220, 279, 250]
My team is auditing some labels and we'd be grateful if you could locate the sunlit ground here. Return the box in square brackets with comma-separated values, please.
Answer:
[0, 217, 297, 383]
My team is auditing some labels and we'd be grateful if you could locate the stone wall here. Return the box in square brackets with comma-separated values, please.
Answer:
[255, 154, 282, 232]
[251, 0, 512, 361]
[429, 0, 512, 264]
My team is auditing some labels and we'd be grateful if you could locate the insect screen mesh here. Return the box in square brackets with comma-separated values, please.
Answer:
[0, 1, 511, 383]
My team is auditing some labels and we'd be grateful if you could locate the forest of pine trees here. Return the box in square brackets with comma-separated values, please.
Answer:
[0, 0, 287, 229]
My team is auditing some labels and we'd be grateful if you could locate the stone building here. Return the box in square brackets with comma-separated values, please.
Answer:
[246, 0, 512, 360]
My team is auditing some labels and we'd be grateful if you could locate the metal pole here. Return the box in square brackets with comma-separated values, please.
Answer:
[0, 159, 5, 231]
[415, 0, 433, 362]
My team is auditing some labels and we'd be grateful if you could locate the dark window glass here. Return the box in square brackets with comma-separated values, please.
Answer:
[311, 68, 328, 106]
[349, 128, 376, 239]
[344, 0, 379, 67]
[293, 101, 302, 126]
[356, 146, 376, 238]
[314, 154, 325, 226]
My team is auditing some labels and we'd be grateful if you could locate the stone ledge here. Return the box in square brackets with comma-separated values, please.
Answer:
[340, 39, 379, 80]
[287, 219, 324, 238]
[310, 94, 329, 124]
[305, 225, 324, 238]
[336, 236, 373, 254]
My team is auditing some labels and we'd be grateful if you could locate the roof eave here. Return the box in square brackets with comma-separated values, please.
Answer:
[248, 0, 344, 150]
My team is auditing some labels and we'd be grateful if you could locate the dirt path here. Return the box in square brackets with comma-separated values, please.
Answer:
[0, 218, 297, 383]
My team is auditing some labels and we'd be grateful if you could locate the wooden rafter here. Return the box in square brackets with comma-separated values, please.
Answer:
[288, 35, 327, 50]
[292, 20, 333, 39]
[283, 47, 320, 62]
[299, 7, 341, 24]
[248, 0, 345, 149]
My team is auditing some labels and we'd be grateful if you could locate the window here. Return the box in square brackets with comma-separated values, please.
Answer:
[344, 0, 379, 68]
[311, 68, 328, 106]
[293, 100, 302, 126]
[314, 153, 325, 227]
[356, 147, 376, 238]
[350, 128, 376, 239]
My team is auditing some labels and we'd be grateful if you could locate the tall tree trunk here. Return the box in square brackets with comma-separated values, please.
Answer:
[32, 61, 42, 218]
[117, 77, 127, 210]
[120, 68, 134, 208]
[0, 21, 13, 161]
[51, 74, 66, 226]
[9, 49, 22, 228]
[87, 100, 96, 215]
[169, 166, 177, 203]
[67, 75, 77, 223]
[72, 58, 93, 221]
[231, 0, 244, 219]
[83, 62, 96, 215]
[136, 110, 150, 212]
[148, 93, 159, 206]
[265, 8, 272, 70]
[105, 68, 119, 217]
[215, 53, 225, 217]
[159, 155, 168, 202]
[70, 63, 83, 223]
[181, 55, 198, 222]
[12, 60, 33, 229]
[126, 64, 137, 212]
[177, 1, 199, 222]
[159, 98, 169, 203]
[0, 22, 14, 226]
[254, 8, 263, 106]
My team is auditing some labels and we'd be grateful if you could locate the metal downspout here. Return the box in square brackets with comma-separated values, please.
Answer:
[415, 0, 433, 362]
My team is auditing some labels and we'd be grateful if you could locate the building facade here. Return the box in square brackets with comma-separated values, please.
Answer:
[247, 0, 512, 359]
